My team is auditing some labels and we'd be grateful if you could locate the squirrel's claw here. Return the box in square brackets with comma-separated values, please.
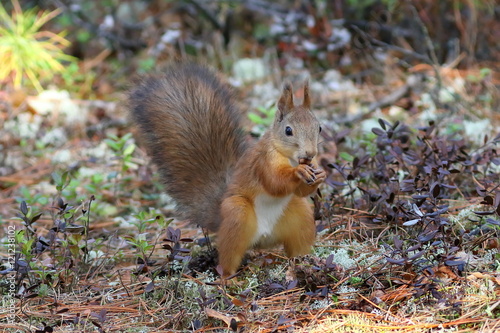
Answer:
[307, 167, 326, 185]
[313, 168, 327, 183]
[296, 164, 319, 185]
[296, 164, 314, 184]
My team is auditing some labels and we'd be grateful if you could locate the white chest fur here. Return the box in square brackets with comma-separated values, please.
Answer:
[252, 193, 292, 244]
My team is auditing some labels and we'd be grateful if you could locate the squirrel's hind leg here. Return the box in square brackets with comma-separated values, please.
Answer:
[218, 196, 257, 277]
[275, 197, 316, 257]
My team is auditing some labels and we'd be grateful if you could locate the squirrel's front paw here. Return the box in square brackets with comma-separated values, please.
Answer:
[311, 167, 326, 185]
[295, 164, 317, 185]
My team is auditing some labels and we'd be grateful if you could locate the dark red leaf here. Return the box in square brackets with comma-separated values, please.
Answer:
[407, 244, 420, 252]
[277, 316, 293, 325]
[387, 192, 395, 204]
[326, 179, 347, 187]
[418, 230, 438, 242]
[372, 127, 385, 136]
[353, 156, 359, 168]
[287, 280, 298, 289]
[145, 281, 155, 293]
[378, 118, 387, 130]
[476, 187, 487, 196]
[486, 218, 500, 225]
[473, 211, 494, 216]
[30, 212, 43, 223]
[269, 283, 285, 290]
[445, 260, 466, 266]
[393, 236, 403, 250]
[403, 219, 420, 226]
[230, 318, 238, 331]
[481, 196, 494, 205]
[431, 183, 441, 199]
[90, 320, 102, 329]
[408, 250, 425, 261]
[386, 257, 405, 265]
[20, 201, 28, 215]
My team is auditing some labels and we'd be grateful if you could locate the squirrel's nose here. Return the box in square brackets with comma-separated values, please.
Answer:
[299, 151, 316, 164]
[305, 150, 317, 159]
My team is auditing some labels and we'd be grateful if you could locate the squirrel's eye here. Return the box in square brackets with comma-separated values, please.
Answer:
[319, 126, 322, 133]
[285, 126, 293, 136]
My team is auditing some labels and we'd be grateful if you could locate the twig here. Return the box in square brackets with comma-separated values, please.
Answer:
[367, 74, 423, 112]
[350, 25, 431, 64]
[117, 270, 131, 298]
[82, 195, 94, 266]
[408, 5, 442, 95]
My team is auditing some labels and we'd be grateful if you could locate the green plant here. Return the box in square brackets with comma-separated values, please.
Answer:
[125, 233, 155, 266]
[60, 62, 96, 98]
[104, 132, 139, 196]
[137, 58, 156, 74]
[15, 201, 44, 285]
[124, 212, 177, 292]
[13, 189, 100, 291]
[0, 0, 75, 91]
[248, 106, 276, 127]
[52, 170, 72, 192]
[104, 133, 138, 174]
[131, 210, 167, 234]
[467, 67, 493, 83]
[248, 106, 277, 136]
[15, 186, 49, 206]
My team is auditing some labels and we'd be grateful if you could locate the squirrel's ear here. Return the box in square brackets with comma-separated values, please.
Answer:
[302, 80, 311, 109]
[277, 82, 294, 121]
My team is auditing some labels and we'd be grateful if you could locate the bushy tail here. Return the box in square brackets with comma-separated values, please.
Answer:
[128, 64, 247, 231]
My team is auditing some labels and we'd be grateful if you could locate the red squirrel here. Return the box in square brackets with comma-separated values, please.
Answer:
[128, 63, 325, 277]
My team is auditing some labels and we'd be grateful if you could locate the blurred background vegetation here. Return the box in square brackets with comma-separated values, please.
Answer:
[0, 0, 498, 96]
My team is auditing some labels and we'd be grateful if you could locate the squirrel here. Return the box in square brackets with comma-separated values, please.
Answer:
[128, 63, 326, 277]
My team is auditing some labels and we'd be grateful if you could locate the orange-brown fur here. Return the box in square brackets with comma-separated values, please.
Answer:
[218, 136, 323, 275]
[128, 63, 325, 277]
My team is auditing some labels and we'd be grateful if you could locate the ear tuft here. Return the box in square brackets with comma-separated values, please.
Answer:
[277, 82, 294, 117]
[302, 80, 311, 109]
